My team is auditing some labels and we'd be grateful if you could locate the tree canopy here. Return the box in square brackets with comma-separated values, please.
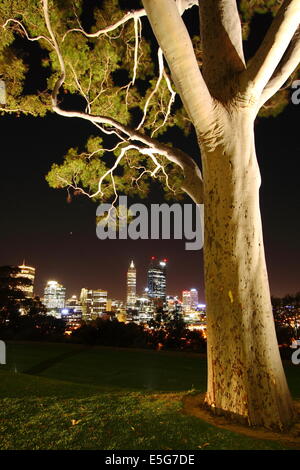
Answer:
[0, 0, 298, 207]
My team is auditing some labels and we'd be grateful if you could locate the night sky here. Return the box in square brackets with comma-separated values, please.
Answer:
[0, 6, 299, 302]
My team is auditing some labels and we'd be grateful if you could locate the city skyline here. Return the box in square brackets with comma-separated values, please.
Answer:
[2, 240, 298, 302]
[4, 257, 204, 304]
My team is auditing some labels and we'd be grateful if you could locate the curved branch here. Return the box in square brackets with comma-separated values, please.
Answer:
[42, 0, 65, 106]
[260, 27, 300, 106]
[62, 9, 146, 41]
[53, 106, 203, 203]
[245, 0, 300, 97]
[42, 0, 203, 203]
[137, 47, 176, 137]
[175, 0, 198, 15]
[2, 18, 54, 47]
[142, 0, 214, 137]
[136, 47, 165, 131]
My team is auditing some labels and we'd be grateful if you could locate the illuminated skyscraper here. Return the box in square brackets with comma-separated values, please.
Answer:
[43, 280, 66, 316]
[182, 288, 199, 311]
[147, 257, 167, 300]
[190, 288, 199, 309]
[80, 288, 108, 320]
[127, 260, 136, 307]
[182, 290, 191, 311]
[16, 262, 35, 298]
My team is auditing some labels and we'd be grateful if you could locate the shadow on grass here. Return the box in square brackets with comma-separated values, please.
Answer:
[3, 342, 207, 393]
[23, 346, 92, 375]
[2, 342, 299, 399]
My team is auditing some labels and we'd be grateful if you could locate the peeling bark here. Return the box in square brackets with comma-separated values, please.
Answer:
[200, 108, 295, 430]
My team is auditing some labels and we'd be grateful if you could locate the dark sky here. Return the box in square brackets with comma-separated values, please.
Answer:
[0, 102, 299, 301]
[0, 6, 299, 301]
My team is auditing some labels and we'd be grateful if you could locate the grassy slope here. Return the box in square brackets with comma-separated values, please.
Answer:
[0, 341, 299, 450]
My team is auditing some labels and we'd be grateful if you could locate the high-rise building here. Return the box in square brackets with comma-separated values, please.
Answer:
[65, 295, 79, 308]
[61, 295, 82, 330]
[63, 295, 83, 316]
[182, 290, 191, 312]
[190, 288, 199, 309]
[127, 260, 136, 307]
[16, 262, 35, 298]
[166, 295, 182, 313]
[147, 257, 167, 300]
[80, 288, 108, 320]
[182, 288, 199, 312]
[43, 280, 66, 316]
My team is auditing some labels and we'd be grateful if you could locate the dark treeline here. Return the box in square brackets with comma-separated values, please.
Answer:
[0, 311, 207, 353]
[71, 315, 207, 352]
[271, 293, 300, 307]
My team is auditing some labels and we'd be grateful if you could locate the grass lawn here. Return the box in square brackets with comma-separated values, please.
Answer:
[0, 341, 299, 450]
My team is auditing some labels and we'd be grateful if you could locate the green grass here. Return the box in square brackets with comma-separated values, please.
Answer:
[0, 341, 299, 450]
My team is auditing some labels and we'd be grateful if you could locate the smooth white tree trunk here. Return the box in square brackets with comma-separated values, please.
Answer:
[200, 109, 295, 430]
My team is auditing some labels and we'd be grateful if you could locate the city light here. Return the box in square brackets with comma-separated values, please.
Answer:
[2, 257, 210, 337]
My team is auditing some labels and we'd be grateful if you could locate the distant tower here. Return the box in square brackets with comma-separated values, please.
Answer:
[127, 260, 136, 307]
[43, 280, 66, 316]
[182, 290, 191, 312]
[147, 257, 167, 300]
[80, 288, 108, 320]
[190, 288, 199, 309]
[17, 262, 35, 298]
[182, 288, 198, 312]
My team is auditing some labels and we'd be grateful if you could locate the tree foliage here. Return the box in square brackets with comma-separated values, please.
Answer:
[0, 265, 51, 339]
[0, 0, 297, 205]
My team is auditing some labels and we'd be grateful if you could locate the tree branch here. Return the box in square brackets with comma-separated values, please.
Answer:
[175, 0, 198, 15]
[52, 106, 203, 203]
[2, 18, 53, 47]
[142, 0, 214, 137]
[42, 0, 203, 204]
[260, 27, 300, 106]
[62, 8, 146, 41]
[199, 0, 246, 99]
[246, 0, 300, 97]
